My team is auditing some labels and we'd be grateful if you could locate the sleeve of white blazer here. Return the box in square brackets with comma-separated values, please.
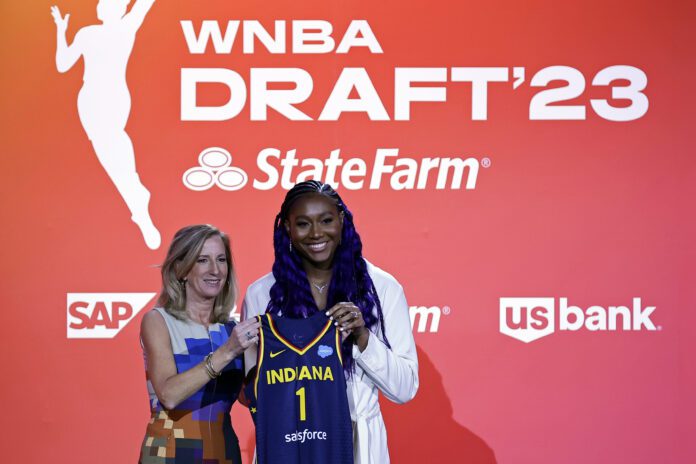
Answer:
[352, 265, 419, 404]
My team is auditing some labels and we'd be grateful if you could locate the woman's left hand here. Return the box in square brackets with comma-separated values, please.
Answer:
[326, 302, 369, 352]
[225, 318, 261, 356]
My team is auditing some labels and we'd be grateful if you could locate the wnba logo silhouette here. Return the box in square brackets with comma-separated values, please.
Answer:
[183, 147, 248, 191]
[51, 0, 161, 249]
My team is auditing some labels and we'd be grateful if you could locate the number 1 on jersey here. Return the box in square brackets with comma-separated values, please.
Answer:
[296, 387, 306, 421]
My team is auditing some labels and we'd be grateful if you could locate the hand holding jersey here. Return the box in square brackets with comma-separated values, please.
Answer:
[226, 317, 261, 351]
[327, 301, 369, 349]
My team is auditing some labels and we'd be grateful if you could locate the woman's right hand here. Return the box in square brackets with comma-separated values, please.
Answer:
[50, 6, 69, 33]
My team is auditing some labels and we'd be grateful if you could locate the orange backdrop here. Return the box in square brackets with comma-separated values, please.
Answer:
[1, 1, 695, 463]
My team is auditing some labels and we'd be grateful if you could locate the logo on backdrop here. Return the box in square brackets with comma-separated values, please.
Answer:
[183, 147, 248, 191]
[499, 297, 658, 343]
[67, 293, 156, 339]
[183, 146, 489, 192]
[51, 1, 161, 249]
[410, 305, 450, 333]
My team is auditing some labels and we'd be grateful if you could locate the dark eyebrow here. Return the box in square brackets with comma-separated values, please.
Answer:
[294, 211, 336, 220]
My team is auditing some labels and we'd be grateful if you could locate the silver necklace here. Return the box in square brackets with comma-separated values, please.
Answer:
[311, 281, 328, 294]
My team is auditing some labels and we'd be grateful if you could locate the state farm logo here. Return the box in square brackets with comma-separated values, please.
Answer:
[183, 146, 489, 192]
[499, 297, 658, 343]
[183, 147, 248, 191]
[67, 293, 156, 339]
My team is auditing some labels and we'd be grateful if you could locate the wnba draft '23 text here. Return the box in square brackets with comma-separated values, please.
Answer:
[178, 20, 648, 122]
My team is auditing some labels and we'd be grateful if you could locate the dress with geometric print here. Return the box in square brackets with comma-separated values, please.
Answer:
[139, 307, 244, 464]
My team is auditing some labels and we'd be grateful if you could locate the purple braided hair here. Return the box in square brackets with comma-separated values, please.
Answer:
[267, 181, 391, 376]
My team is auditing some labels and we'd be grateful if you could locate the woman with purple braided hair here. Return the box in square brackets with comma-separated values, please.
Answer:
[243, 180, 419, 464]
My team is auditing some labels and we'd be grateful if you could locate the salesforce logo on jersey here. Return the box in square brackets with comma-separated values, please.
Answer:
[285, 429, 328, 443]
[317, 345, 333, 358]
[499, 297, 658, 343]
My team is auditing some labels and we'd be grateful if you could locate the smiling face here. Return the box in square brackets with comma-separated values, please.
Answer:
[184, 235, 229, 303]
[285, 193, 344, 272]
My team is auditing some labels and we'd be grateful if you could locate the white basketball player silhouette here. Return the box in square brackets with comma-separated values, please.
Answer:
[51, 0, 160, 249]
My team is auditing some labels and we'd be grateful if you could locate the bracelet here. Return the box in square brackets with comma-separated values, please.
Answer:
[203, 363, 216, 379]
[204, 353, 221, 379]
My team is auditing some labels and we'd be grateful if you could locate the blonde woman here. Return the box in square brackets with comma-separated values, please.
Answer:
[139, 225, 260, 463]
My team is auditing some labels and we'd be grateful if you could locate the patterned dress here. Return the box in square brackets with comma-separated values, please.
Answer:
[139, 308, 244, 464]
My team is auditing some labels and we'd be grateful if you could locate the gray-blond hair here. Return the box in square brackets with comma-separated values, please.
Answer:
[157, 224, 237, 323]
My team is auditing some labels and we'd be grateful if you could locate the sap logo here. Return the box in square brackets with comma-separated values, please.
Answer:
[67, 293, 156, 339]
[410, 305, 449, 333]
[499, 297, 658, 343]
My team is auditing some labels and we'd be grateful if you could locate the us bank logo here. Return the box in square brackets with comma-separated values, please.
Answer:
[499, 297, 658, 343]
